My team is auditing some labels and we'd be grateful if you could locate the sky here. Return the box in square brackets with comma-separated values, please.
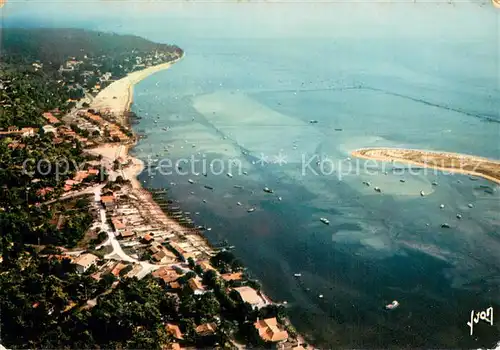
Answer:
[1, 0, 498, 41]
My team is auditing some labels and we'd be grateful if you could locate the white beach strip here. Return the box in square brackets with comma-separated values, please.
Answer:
[91, 55, 184, 122]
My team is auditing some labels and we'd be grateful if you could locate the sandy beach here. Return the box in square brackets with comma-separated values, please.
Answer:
[91, 55, 183, 125]
[352, 147, 500, 184]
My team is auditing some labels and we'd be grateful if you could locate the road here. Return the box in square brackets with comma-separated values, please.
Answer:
[43, 184, 104, 205]
[92, 187, 159, 278]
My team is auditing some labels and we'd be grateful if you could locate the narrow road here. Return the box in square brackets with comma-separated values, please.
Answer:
[92, 186, 159, 277]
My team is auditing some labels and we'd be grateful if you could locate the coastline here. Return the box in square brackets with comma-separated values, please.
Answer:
[89, 54, 311, 347]
[351, 147, 500, 185]
[91, 54, 184, 126]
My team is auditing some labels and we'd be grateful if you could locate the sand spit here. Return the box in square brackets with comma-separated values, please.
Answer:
[352, 147, 500, 184]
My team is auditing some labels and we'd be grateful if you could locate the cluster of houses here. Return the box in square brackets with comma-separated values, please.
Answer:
[64, 168, 100, 192]
[77, 109, 129, 143]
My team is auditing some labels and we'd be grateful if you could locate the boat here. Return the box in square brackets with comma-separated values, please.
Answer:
[374, 187, 381, 193]
[362, 181, 371, 187]
[203, 172, 208, 177]
[234, 185, 243, 189]
[468, 203, 474, 208]
[334, 128, 343, 131]
[432, 181, 438, 186]
[400, 179, 406, 183]
[237, 202, 242, 206]
[456, 214, 462, 219]
[188, 179, 194, 184]
[440, 204, 445, 209]
[226, 173, 233, 178]
[441, 223, 450, 228]
[247, 208, 255, 213]
[204, 185, 214, 190]
[309, 120, 318, 124]
[320, 217, 330, 225]
[294, 273, 302, 277]
[385, 300, 399, 310]
[243, 171, 248, 175]
[202, 199, 207, 203]
[420, 191, 425, 196]
[263, 187, 273, 194]
[278, 197, 282, 201]
[207, 228, 212, 231]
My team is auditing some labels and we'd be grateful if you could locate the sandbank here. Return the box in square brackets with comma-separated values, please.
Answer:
[351, 147, 500, 184]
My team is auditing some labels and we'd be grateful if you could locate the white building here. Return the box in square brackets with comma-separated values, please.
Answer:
[74, 253, 98, 273]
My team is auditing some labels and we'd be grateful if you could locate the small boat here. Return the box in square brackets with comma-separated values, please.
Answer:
[207, 228, 212, 231]
[456, 214, 462, 219]
[432, 181, 438, 186]
[420, 191, 425, 196]
[441, 223, 450, 228]
[202, 199, 207, 203]
[362, 181, 371, 187]
[243, 171, 248, 175]
[294, 273, 302, 277]
[278, 197, 282, 201]
[334, 128, 343, 131]
[318, 294, 324, 298]
[400, 179, 406, 183]
[226, 173, 233, 178]
[234, 185, 243, 189]
[320, 217, 330, 225]
[309, 120, 318, 124]
[188, 179, 194, 184]
[385, 300, 399, 310]
[440, 204, 445, 209]
[203, 172, 208, 177]
[204, 185, 214, 190]
[374, 187, 381, 193]
[190, 191, 194, 195]
[247, 208, 255, 213]
[237, 202, 242, 206]
[468, 203, 474, 208]
[263, 187, 273, 194]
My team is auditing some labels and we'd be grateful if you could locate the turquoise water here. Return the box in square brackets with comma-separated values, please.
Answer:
[130, 38, 500, 347]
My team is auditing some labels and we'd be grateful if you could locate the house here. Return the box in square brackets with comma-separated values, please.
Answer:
[170, 281, 181, 289]
[42, 125, 57, 135]
[101, 195, 115, 209]
[232, 286, 263, 306]
[152, 250, 175, 264]
[142, 234, 154, 244]
[73, 253, 98, 273]
[119, 230, 135, 239]
[152, 267, 179, 283]
[110, 262, 127, 277]
[165, 324, 183, 340]
[187, 277, 205, 295]
[74, 170, 90, 182]
[7, 142, 26, 150]
[20, 127, 37, 137]
[221, 272, 243, 282]
[195, 323, 217, 337]
[43, 112, 60, 124]
[36, 187, 54, 197]
[111, 218, 126, 230]
[7, 126, 18, 132]
[197, 260, 216, 272]
[253, 318, 288, 343]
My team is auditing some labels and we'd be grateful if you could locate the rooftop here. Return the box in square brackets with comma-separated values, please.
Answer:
[233, 286, 262, 305]
[254, 318, 288, 343]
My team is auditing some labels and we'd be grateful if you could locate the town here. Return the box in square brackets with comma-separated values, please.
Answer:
[0, 28, 307, 349]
